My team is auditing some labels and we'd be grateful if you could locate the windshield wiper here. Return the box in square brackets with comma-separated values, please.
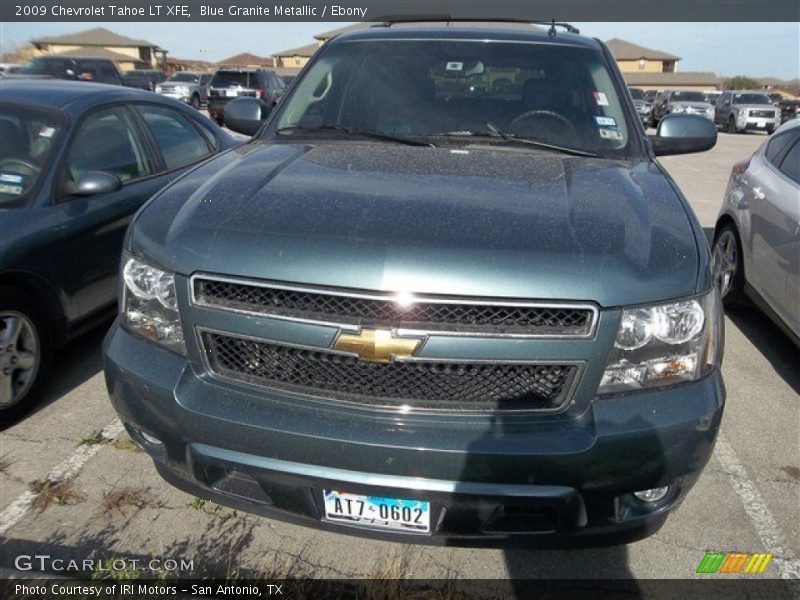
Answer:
[433, 122, 598, 158]
[276, 124, 435, 147]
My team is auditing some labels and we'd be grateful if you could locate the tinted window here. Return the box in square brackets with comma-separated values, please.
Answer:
[765, 130, 799, 166]
[65, 107, 151, 187]
[671, 91, 705, 102]
[0, 106, 65, 208]
[211, 71, 255, 87]
[23, 58, 75, 78]
[170, 72, 200, 83]
[275, 40, 633, 155]
[628, 88, 645, 100]
[732, 93, 771, 105]
[778, 140, 800, 184]
[137, 105, 211, 169]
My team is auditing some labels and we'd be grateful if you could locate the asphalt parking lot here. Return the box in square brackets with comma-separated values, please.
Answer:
[0, 130, 797, 584]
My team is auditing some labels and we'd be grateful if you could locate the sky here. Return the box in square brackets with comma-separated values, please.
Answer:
[1, 21, 798, 80]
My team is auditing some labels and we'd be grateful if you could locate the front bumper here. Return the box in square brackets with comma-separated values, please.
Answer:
[737, 116, 779, 131]
[104, 322, 724, 547]
[157, 92, 190, 103]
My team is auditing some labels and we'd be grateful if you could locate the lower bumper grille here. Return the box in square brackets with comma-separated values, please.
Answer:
[202, 332, 580, 412]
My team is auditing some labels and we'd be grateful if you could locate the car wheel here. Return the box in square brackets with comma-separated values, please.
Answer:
[0, 288, 51, 420]
[190, 94, 200, 110]
[712, 224, 749, 309]
[727, 116, 738, 134]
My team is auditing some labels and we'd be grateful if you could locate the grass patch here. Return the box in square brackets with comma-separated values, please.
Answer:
[112, 436, 143, 453]
[30, 479, 86, 512]
[101, 486, 156, 516]
[78, 431, 108, 446]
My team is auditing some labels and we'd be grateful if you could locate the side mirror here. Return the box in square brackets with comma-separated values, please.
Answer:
[223, 97, 268, 136]
[649, 114, 717, 156]
[75, 171, 122, 195]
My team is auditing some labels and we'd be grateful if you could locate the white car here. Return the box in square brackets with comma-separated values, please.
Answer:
[713, 118, 800, 344]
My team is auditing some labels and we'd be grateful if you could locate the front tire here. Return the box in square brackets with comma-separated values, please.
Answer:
[727, 116, 738, 134]
[713, 223, 749, 309]
[0, 288, 52, 421]
[190, 94, 200, 110]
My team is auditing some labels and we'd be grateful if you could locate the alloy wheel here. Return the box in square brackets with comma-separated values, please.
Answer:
[0, 311, 40, 409]
[713, 230, 738, 297]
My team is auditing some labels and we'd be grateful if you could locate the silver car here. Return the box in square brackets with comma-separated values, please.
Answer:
[155, 71, 211, 109]
[713, 119, 800, 344]
[714, 90, 781, 134]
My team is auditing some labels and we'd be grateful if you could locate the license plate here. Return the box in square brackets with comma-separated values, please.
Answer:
[756, 120, 766, 127]
[225, 90, 237, 97]
[323, 490, 430, 533]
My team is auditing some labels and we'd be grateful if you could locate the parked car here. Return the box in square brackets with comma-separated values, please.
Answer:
[628, 87, 652, 127]
[713, 118, 799, 345]
[777, 98, 800, 123]
[207, 68, 285, 126]
[155, 71, 212, 109]
[703, 91, 722, 106]
[121, 69, 167, 91]
[0, 79, 238, 419]
[21, 56, 122, 85]
[714, 90, 780, 134]
[104, 22, 723, 547]
[650, 90, 715, 126]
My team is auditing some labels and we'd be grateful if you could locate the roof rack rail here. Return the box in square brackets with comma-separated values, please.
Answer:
[369, 16, 580, 36]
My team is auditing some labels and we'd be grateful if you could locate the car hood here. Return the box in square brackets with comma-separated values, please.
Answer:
[130, 142, 702, 307]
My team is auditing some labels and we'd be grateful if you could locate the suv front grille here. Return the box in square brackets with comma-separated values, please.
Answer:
[202, 332, 580, 412]
[193, 277, 596, 337]
[749, 109, 774, 118]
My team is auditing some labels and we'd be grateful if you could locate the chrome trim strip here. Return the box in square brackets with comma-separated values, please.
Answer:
[193, 442, 576, 496]
[189, 273, 600, 340]
[195, 327, 584, 415]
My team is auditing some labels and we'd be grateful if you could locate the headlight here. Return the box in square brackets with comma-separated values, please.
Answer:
[155, 84, 162, 93]
[598, 290, 721, 394]
[705, 107, 714, 116]
[122, 255, 185, 354]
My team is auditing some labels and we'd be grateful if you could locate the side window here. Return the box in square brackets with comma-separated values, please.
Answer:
[136, 104, 212, 170]
[765, 130, 799, 167]
[63, 106, 151, 192]
[77, 60, 98, 80]
[778, 140, 800, 184]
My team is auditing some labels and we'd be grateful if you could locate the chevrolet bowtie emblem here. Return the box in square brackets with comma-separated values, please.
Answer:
[333, 329, 423, 363]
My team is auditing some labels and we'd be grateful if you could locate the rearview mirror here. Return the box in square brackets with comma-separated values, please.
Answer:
[224, 97, 268, 136]
[75, 171, 122, 195]
[649, 114, 717, 156]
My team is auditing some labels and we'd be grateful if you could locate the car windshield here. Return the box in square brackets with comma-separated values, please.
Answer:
[671, 91, 705, 102]
[628, 88, 645, 100]
[211, 71, 255, 88]
[0, 105, 64, 208]
[732, 93, 771, 105]
[272, 40, 633, 156]
[22, 58, 69, 76]
[170, 72, 200, 83]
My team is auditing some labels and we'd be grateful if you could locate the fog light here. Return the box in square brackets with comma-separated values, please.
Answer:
[633, 486, 669, 502]
[140, 430, 163, 446]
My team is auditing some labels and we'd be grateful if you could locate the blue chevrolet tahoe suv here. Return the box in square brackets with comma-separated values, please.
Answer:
[104, 21, 724, 546]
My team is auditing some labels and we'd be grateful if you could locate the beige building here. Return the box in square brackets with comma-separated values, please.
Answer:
[30, 27, 166, 70]
[605, 38, 679, 73]
[216, 52, 275, 69]
[273, 43, 319, 70]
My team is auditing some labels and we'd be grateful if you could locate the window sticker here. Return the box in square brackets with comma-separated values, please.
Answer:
[593, 92, 610, 106]
[446, 62, 463, 71]
[38, 126, 56, 138]
[0, 174, 24, 195]
[0, 173, 24, 184]
[599, 128, 624, 141]
[594, 116, 617, 127]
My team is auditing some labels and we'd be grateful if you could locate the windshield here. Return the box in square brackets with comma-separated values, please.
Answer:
[170, 72, 200, 83]
[628, 88, 645, 100]
[271, 40, 633, 156]
[211, 71, 255, 88]
[0, 105, 65, 208]
[732, 93, 771, 105]
[671, 91, 705, 102]
[22, 57, 73, 77]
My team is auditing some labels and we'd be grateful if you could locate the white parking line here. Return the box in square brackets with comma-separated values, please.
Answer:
[0, 419, 123, 536]
[714, 432, 800, 580]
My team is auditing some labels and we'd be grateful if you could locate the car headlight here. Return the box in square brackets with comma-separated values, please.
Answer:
[122, 254, 185, 354]
[155, 84, 163, 93]
[705, 107, 714, 116]
[598, 290, 722, 394]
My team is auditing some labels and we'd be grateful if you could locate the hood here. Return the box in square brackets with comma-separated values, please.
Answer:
[130, 142, 702, 307]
